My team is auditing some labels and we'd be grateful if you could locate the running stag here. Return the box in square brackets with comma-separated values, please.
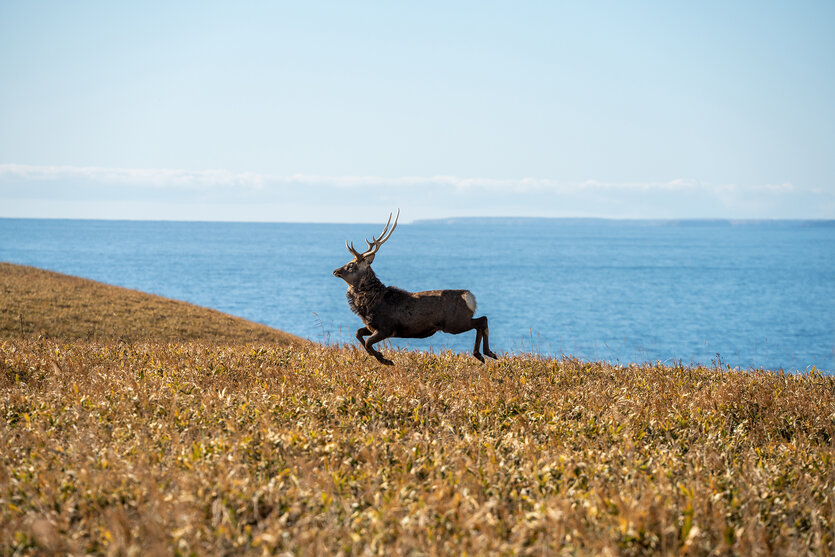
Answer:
[333, 210, 497, 365]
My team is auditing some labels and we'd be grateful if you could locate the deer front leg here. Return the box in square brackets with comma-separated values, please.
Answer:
[363, 329, 394, 366]
[356, 327, 371, 346]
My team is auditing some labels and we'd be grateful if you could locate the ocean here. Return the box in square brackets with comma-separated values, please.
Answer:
[1, 217, 833, 372]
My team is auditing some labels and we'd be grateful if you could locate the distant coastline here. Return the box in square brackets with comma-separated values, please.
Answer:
[412, 217, 835, 227]
[2, 216, 835, 226]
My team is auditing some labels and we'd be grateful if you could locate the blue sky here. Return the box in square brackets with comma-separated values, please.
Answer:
[1, 1, 833, 222]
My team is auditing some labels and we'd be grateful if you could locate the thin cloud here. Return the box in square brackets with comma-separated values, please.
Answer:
[0, 164, 266, 189]
[0, 163, 818, 197]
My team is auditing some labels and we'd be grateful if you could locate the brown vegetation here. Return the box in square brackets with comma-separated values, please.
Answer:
[0, 262, 304, 345]
[2, 339, 833, 555]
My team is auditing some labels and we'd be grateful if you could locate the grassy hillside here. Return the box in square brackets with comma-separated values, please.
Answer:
[0, 262, 304, 345]
[2, 340, 833, 555]
[0, 263, 832, 554]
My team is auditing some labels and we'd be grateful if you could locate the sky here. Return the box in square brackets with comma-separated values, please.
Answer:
[1, 1, 833, 222]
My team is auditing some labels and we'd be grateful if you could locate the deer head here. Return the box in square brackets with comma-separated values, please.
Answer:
[333, 209, 399, 286]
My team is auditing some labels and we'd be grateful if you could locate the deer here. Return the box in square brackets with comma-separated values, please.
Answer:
[333, 210, 498, 365]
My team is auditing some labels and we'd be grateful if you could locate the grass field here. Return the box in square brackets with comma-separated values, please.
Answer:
[0, 262, 305, 346]
[1, 264, 833, 555]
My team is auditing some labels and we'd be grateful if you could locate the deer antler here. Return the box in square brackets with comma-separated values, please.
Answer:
[345, 241, 363, 259]
[362, 209, 399, 258]
[345, 210, 400, 260]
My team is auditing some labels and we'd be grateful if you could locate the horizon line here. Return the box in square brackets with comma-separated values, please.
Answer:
[2, 215, 834, 226]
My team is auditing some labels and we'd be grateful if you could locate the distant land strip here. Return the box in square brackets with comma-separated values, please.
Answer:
[0, 262, 306, 345]
[412, 217, 835, 226]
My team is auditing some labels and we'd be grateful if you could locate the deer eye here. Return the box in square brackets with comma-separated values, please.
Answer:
[347, 263, 355, 270]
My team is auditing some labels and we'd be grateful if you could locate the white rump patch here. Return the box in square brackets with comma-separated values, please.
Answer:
[462, 291, 477, 313]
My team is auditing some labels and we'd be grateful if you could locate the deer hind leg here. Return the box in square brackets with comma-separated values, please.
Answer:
[364, 329, 394, 366]
[472, 322, 485, 362]
[480, 316, 497, 359]
[469, 316, 492, 362]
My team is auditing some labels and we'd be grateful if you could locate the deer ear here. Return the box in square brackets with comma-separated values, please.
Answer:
[364, 253, 375, 264]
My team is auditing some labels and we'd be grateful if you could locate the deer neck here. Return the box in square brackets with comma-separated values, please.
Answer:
[346, 269, 386, 318]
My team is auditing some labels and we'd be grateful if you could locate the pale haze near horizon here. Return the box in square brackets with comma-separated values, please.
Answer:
[1, 1, 833, 223]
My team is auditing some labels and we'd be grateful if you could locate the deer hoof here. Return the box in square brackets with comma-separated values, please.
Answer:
[485, 350, 498, 360]
[378, 357, 394, 366]
[473, 352, 485, 363]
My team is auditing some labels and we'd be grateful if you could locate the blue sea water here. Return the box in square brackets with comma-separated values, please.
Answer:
[1, 217, 833, 372]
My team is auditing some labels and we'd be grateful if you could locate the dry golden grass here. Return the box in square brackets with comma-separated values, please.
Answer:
[0, 262, 304, 346]
[2, 339, 833, 555]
